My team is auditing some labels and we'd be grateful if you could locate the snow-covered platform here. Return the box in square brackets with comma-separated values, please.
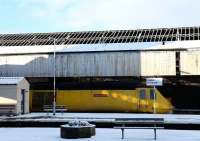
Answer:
[1, 113, 200, 129]
[0, 128, 200, 141]
[4, 112, 200, 124]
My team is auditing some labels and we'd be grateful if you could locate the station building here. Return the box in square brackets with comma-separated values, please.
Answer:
[0, 26, 200, 113]
[0, 77, 29, 115]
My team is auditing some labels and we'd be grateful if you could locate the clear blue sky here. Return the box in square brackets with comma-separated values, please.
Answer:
[0, 0, 200, 33]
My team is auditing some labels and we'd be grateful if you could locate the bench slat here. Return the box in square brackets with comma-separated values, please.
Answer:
[115, 118, 164, 125]
[115, 118, 164, 121]
[115, 121, 163, 124]
[114, 127, 164, 129]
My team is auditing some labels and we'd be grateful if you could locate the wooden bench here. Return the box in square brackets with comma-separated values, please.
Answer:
[43, 105, 67, 114]
[114, 118, 164, 140]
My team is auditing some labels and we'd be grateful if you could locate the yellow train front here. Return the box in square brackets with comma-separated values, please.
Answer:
[30, 88, 173, 113]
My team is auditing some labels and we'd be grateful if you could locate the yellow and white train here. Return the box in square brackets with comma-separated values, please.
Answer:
[29, 88, 173, 113]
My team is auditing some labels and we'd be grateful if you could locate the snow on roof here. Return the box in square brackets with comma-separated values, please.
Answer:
[0, 40, 200, 55]
[0, 42, 160, 54]
[0, 77, 24, 85]
[146, 40, 200, 50]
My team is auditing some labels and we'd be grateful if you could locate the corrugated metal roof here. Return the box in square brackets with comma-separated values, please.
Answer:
[0, 77, 24, 84]
[0, 26, 199, 46]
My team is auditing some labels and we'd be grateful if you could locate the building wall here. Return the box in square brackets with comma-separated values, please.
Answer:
[180, 50, 200, 75]
[0, 54, 49, 77]
[56, 52, 140, 77]
[140, 51, 176, 76]
[2, 50, 200, 77]
[0, 79, 29, 114]
[0, 85, 17, 113]
[0, 52, 141, 77]
[0, 85, 17, 100]
[16, 79, 30, 114]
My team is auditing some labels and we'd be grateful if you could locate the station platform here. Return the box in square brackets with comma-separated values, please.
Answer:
[1, 113, 200, 129]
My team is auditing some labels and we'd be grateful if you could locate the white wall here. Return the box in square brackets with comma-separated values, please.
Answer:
[181, 50, 200, 75]
[140, 51, 176, 76]
[0, 78, 30, 115]
[0, 85, 17, 114]
[17, 79, 30, 114]
[0, 52, 141, 77]
[0, 85, 17, 100]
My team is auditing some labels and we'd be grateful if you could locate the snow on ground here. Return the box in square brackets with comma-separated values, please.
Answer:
[1, 113, 200, 140]
[0, 128, 199, 141]
[8, 112, 200, 124]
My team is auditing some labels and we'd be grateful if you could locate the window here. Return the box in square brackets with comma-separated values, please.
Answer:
[139, 89, 146, 99]
[150, 89, 156, 100]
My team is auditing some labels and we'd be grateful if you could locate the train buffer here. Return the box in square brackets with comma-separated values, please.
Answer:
[114, 118, 164, 140]
[43, 105, 67, 115]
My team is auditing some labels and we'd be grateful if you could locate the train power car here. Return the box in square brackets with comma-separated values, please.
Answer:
[29, 88, 173, 113]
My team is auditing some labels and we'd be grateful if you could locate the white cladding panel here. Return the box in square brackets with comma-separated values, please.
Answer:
[140, 51, 176, 76]
[0, 52, 141, 77]
[0, 54, 50, 77]
[56, 52, 140, 77]
[180, 51, 200, 75]
[4, 51, 200, 77]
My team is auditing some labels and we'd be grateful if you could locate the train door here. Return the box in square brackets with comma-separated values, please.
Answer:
[138, 88, 148, 112]
[148, 88, 156, 113]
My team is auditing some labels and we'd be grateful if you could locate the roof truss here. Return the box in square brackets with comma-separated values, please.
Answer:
[0, 26, 200, 46]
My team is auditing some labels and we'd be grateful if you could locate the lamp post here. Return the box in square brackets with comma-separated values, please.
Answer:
[50, 37, 68, 116]
[153, 85, 156, 114]
[53, 38, 56, 116]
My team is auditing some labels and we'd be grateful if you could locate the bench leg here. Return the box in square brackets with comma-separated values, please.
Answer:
[154, 129, 157, 140]
[121, 128, 125, 139]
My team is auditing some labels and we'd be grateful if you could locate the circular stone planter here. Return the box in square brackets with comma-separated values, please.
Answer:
[60, 121, 96, 139]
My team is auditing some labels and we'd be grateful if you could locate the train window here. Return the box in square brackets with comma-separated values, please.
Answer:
[139, 89, 146, 99]
[150, 89, 156, 100]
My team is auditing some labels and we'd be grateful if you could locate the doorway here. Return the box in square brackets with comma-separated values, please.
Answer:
[138, 89, 148, 112]
[21, 89, 26, 114]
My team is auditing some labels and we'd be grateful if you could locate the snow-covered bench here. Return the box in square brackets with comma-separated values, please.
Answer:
[43, 105, 67, 114]
[114, 118, 164, 140]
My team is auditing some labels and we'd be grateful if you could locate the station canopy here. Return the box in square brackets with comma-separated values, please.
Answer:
[0, 26, 200, 46]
